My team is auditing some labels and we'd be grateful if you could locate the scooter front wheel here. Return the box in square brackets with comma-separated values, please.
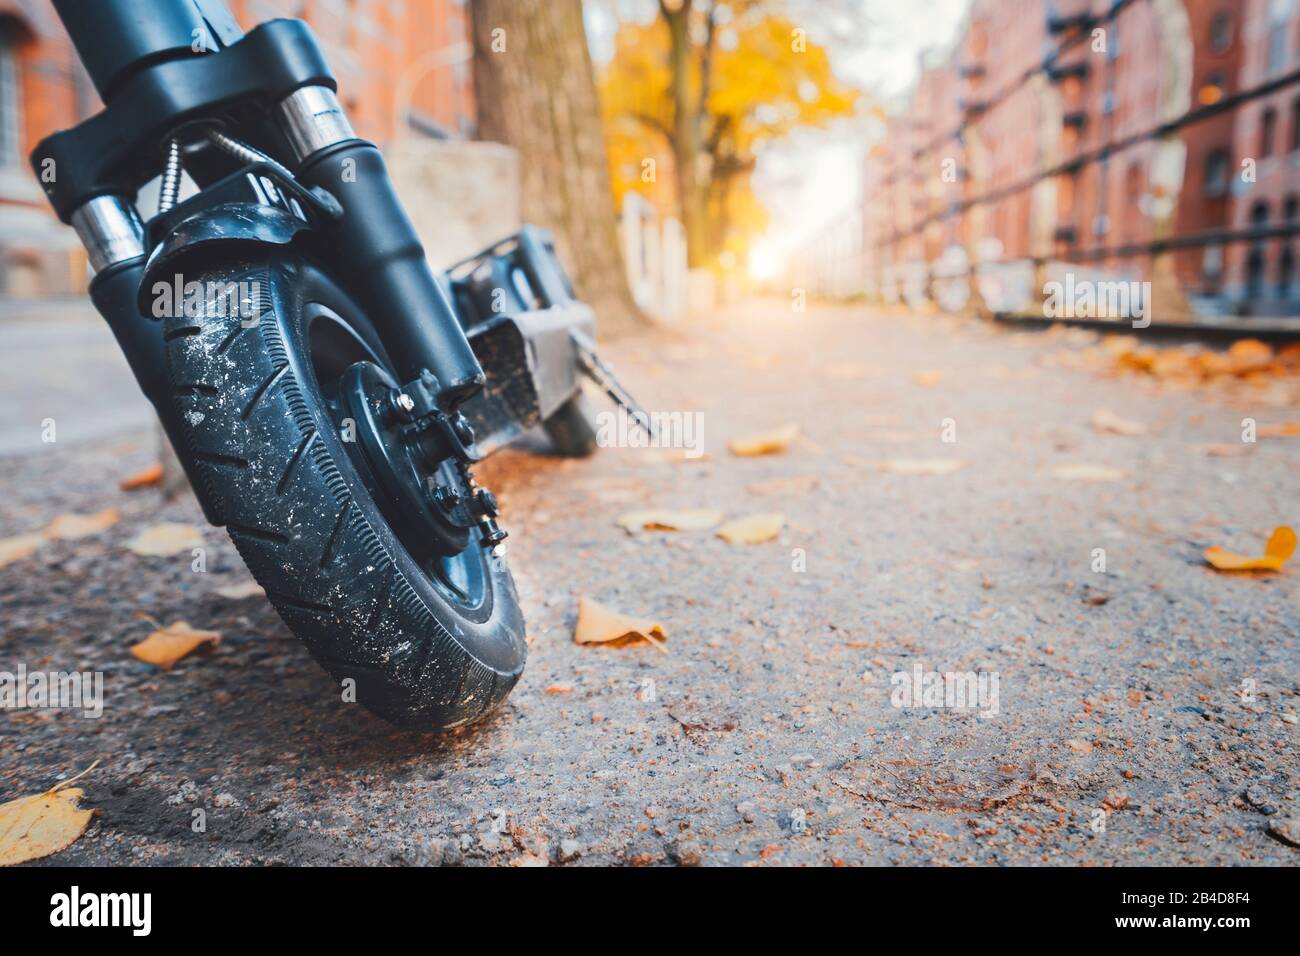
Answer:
[162, 252, 527, 730]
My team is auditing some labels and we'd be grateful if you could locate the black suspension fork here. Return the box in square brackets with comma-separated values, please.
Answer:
[275, 87, 485, 407]
[70, 200, 222, 524]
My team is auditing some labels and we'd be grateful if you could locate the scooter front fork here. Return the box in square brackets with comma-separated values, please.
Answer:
[276, 86, 486, 410]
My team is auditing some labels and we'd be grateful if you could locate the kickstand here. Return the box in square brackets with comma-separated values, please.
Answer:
[572, 331, 657, 442]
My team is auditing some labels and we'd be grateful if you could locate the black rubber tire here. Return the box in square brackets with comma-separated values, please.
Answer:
[161, 252, 526, 730]
[542, 390, 599, 457]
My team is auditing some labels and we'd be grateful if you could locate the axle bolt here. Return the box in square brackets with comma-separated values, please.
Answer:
[394, 393, 416, 414]
[473, 488, 499, 517]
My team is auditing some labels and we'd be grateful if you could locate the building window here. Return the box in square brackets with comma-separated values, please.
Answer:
[1204, 148, 1229, 196]
[1210, 11, 1233, 53]
[1286, 195, 1300, 219]
[1202, 244, 1224, 281]
[1261, 108, 1278, 156]
[1292, 96, 1300, 151]
[1278, 245, 1295, 296]
[0, 25, 21, 166]
[1270, 0, 1294, 73]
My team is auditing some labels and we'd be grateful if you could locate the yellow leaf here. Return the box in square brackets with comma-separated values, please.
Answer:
[130, 621, 221, 670]
[1258, 421, 1300, 438]
[1204, 526, 1296, 572]
[1089, 409, 1146, 436]
[717, 512, 784, 544]
[911, 370, 944, 387]
[574, 596, 666, 652]
[1050, 463, 1127, 482]
[44, 509, 120, 541]
[119, 463, 163, 491]
[124, 523, 204, 557]
[880, 459, 965, 476]
[0, 764, 98, 866]
[213, 581, 266, 600]
[727, 423, 799, 457]
[616, 509, 724, 533]
[0, 533, 44, 570]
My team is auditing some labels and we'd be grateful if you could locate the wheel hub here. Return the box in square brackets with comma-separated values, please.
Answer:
[333, 361, 503, 564]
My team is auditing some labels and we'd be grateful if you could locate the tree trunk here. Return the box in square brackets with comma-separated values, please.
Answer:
[470, 0, 646, 336]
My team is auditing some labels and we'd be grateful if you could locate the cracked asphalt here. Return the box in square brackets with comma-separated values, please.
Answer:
[1, 300, 1296, 866]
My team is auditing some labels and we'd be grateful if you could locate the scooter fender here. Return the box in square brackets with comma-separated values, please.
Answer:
[137, 201, 310, 318]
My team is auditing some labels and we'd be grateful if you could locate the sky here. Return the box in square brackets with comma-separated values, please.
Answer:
[749, 0, 973, 278]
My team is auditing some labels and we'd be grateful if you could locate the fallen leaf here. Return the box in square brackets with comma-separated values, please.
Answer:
[1226, 338, 1273, 373]
[119, 463, 164, 491]
[574, 596, 666, 652]
[544, 684, 574, 695]
[911, 370, 944, 387]
[727, 423, 799, 457]
[880, 459, 966, 476]
[1204, 526, 1296, 572]
[1090, 409, 1146, 436]
[124, 523, 204, 557]
[745, 474, 819, 496]
[130, 621, 221, 670]
[0, 533, 44, 570]
[44, 509, 120, 541]
[0, 763, 98, 866]
[1050, 463, 1127, 482]
[1066, 739, 1094, 754]
[213, 581, 265, 600]
[616, 509, 723, 533]
[716, 512, 784, 544]
[1258, 422, 1300, 438]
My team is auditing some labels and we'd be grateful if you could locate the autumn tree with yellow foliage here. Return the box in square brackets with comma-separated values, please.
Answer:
[600, 0, 858, 269]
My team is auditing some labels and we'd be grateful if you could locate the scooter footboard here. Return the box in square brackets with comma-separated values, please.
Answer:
[461, 303, 596, 455]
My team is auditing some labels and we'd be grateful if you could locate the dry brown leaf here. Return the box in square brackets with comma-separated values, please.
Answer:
[0, 763, 98, 866]
[44, 509, 121, 541]
[213, 581, 265, 600]
[745, 474, 819, 496]
[1204, 526, 1296, 573]
[616, 509, 723, 533]
[716, 512, 784, 544]
[1090, 409, 1146, 436]
[727, 423, 799, 457]
[1258, 421, 1300, 438]
[880, 459, 965, 476]
[911, 370, 944, 387]
[119, 463, 164, 491]
[1050, 463, 1127, 482]
[0, 533, 44, 570]
[124, 522, 203, 557]
[130, 621, 221, 670]
[574, 596, 666, 652]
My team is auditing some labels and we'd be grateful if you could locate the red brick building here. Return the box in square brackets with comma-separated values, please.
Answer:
[1224, 0, 1300, 314]
[0, 0, 475, 298]
[847, 0, 1300, 320]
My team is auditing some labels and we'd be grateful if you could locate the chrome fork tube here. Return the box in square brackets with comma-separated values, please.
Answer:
[277, 86, 356, 161]
[70, 195, 145, 273]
